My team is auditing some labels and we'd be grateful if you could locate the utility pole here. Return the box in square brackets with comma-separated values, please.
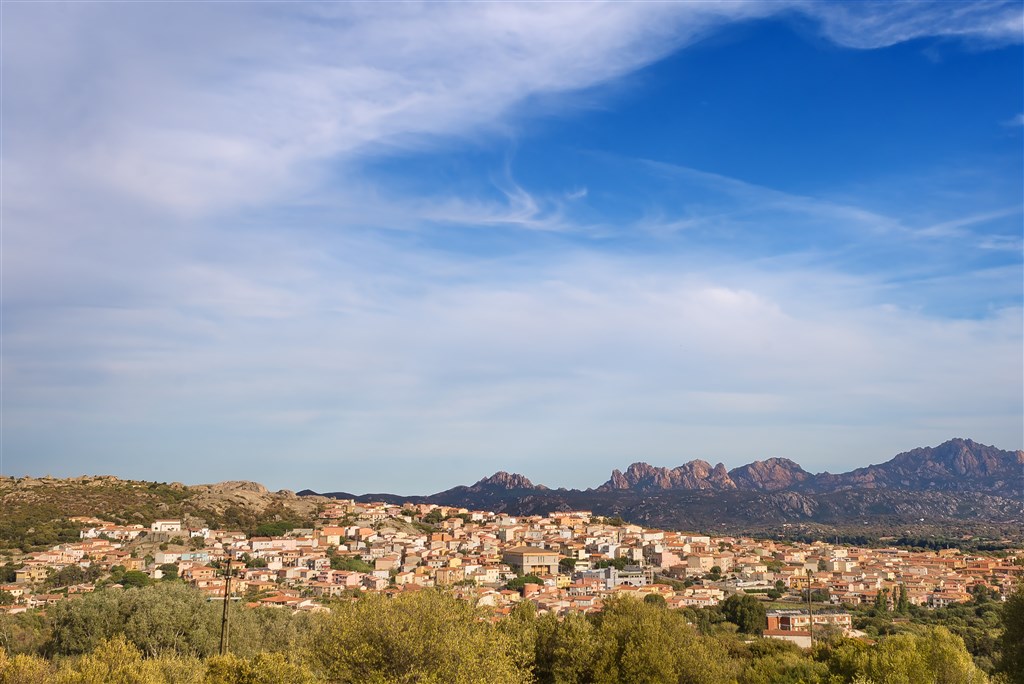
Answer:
[220, 550, 232, 656]
[806, 568, 814, 645]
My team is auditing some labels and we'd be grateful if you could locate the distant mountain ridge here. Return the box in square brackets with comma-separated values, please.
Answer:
[814, 438, 1024, 493]
[303, 438, 1024, 539]
[587, 438, 1021, 495]
[309, 438, 1022, 498]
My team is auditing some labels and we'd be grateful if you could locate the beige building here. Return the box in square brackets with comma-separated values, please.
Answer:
[502, 546, 559, 575]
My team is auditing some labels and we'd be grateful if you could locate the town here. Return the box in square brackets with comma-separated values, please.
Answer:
[3, 497, 1021, 644]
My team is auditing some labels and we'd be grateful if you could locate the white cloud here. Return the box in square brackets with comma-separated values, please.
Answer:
[5, 2, 1018, 216]
[2, 2, 768, 214]
[3, 1, 1022, 490]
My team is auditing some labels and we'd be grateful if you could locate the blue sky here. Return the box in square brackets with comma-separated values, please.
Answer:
[3, 2, 1022, 494]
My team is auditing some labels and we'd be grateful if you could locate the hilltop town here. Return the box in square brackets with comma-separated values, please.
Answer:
[4, 491, 1021, 645]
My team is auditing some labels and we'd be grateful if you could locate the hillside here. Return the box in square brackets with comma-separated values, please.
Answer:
[0, 475, 332, 552]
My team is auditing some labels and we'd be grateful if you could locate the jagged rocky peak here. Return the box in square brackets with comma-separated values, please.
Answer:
[728, 458, 812, 491]
[605, 467, 632, 490]
[890, 438, 1022, 476]
[837, 438, 1024, 492]
[708, 462, 738, 489]
[599, 460, 737, 492]
[600, 462, 674, 491]
[473, 471, 540, 490]
[712, 462, 737, 483]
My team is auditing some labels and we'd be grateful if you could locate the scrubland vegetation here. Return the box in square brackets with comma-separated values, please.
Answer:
[2, 583, 1022, 683]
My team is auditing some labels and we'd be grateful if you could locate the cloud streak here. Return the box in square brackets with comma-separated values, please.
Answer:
[800, 0, 1023, 49]
[5, 2, 1019, 215]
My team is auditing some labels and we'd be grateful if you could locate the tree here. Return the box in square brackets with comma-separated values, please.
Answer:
[801, 588, 830, 603]
[497, 600, 538, 676]
[0, 564, 18, 584]
[594, 557, 628, 571]
[874, 588, 890, 613]
[0, 650, 52, 684]
[49, 634, 208, 683]
[534, 611, 599, 684]
[643, 593, 667, 608]
[721, 594, 767, 635]
[422, 509, 444, 525]
[860, 627, 987, 684]
[158, 563, 180, 581]
[120, 570, 153, 588]
[309, 590, 527, 683]
[998, 585, 1024, 683]
[205, 652, 316, 684]
[589, 596, 738, 683]
[329, 556, 373, 573]
[46, 565, 87, 589]
[740, 639, 830, 684]
[253, 521, 300, 538]
[507, 574, 544, 591]
[0, 609, 50, 656]
[558, 558, 577, 573]
[49, 582, 219, 657]
[896, 584, 909, 614]
[245, 555, 269, 569]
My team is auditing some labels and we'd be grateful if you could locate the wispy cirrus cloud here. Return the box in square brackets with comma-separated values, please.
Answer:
[603, 157, 1022, 266]
[799, 0, 1023, 49]
[3, 2, 768, 214]
[5, 1, 1020, 216]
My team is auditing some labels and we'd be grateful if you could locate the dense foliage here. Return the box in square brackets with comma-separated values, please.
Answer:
[842, 584, 1006, 672]
[3, 583, 1020, 683]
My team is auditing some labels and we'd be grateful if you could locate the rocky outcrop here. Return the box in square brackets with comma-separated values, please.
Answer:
[597, 461, 737, 492]
[816, 438, 1024, 495]
[188, 480, 327, 519]
[470, 471, 542, 491]
[728, 458, 812, 491]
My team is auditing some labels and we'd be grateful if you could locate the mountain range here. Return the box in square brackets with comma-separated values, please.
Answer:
[593, 438, 1022, 495]
[302, 438, 1024, 540]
